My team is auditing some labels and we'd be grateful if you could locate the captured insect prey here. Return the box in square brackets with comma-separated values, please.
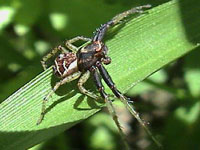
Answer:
[37, 4, 162, 150]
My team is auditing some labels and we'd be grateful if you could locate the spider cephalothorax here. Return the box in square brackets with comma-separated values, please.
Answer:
[77, 41, 110, 71]
[38, 4, 161, 149]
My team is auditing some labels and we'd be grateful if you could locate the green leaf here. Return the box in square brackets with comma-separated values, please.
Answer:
[175, 101, 200, 125]
[184, 50, 200, 97]
[0, 0, 200, 149]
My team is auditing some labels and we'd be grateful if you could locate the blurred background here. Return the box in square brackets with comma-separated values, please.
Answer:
[0, 0, 200, 150]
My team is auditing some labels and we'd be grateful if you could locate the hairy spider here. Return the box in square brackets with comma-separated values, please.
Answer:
[37, 5, 161, 149]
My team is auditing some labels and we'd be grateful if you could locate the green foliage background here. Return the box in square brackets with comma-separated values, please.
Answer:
[0, 0, 200, 150]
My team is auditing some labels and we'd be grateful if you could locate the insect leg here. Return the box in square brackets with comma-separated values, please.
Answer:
[37, 72, 81, 125]
[96, 62, 162, 148]
[77, 70, 99, 100]
[65, 36, 91, 52]
[90, 66, 129, 150]
[41, 45, 65, 70]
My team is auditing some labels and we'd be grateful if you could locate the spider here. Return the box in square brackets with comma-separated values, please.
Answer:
[37, 4, 161, 149]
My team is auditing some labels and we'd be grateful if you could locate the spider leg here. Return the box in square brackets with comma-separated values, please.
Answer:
[65, 36, 91, 52]
[96, 62, 162, 148]
[37, 72, 81, 125]
[77, 70, 99, 100]
[41, 45, 66, 70]
[96, 62, 125, 99]
[90, 66, 129, 150]
[92, 4, 151, 42]
[111, 5, 151, 26]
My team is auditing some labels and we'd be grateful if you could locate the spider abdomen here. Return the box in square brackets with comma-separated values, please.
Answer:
[54, 52, 78, 78]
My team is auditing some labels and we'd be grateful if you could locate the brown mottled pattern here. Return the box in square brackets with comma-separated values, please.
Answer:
[54, 52, 77, 77]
